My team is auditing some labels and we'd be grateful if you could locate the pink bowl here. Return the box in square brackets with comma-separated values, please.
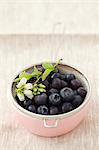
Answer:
[8, 63, 91, 137]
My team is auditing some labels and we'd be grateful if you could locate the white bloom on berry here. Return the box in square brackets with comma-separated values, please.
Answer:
[17, 77, 27, 88]
[17, 93, 25, 101]
[24, 90, 33, 99]
[24, 83, 33, 90]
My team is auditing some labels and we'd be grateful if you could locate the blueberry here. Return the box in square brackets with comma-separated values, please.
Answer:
[52, 78, 61, 90]
[72, 95, 83, 108]
[77, 87, 87, 98]
[48, 88, 58, 95]
[62, 102, 73, 113]
[28, 105, 36, 113]
[73, 90, 78, 95]
[51, 73, 61, 79]
[42, 80, 49, 89]
[37, 105, 48, 115]
[23, 99, 33, 109]
[60, 74, 66, 80]
[49, 84, 52, 89]
[61, 80, 68, 89]
[46, 74, 51, 82]
[58, 105, 62, 114]
[34, 93, 47, 105]
[49, 93, 61, 105]
[65, 74, 75, 82]
[50, 106, 58, 115]
[71, 79, 82, 90]
[60, 87, 74, 102]
[28, 77, 36, 83]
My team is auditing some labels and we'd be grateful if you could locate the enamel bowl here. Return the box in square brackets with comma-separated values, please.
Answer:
[8, 63, 91, 137]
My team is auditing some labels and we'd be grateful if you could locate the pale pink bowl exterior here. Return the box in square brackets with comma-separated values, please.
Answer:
[8, 63, 91, 137]
[11, 101, 89, 137]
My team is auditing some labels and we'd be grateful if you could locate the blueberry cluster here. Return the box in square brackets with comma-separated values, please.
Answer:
[15, 69, 87, 115]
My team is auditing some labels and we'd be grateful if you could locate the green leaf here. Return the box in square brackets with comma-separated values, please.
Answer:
[42, 69, 53, 81]
[34, 65, 39, 74]
[19, 71, 34, 80]
[42, 63, 54, 70]
[33, 65, 42, 79]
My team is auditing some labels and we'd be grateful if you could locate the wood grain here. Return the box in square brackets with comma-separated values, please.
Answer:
[0, 35, 99, 150]
[0, 1, 98, 34]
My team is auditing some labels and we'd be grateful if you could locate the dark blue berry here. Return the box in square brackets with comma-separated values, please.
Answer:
[34, 93, 47, 105]
[42, 80, 49, 89]
[28, 77, 36, 83]
[37, 105, 48, 115]
[48, 88, 58, 95]
[61, 80, 68, 88]
[51, 73, 61, 79]
[50, 106, 58, 115]
[49, 93, 61, 106]
[23, 99, 33, 109]
[52, 78, 61, 90]
[71, 79, 82, 90]
[72, 95, 83, 108]
[60, 74, 66, 80]
[73, 90, 78, 95]
[46, 74, 51, 82]
[60, 87, 74, 102]
[65, 74, 75, 82]
[58, 105, 62, 114]
[28, 105, 36, 113]
[77, 87, 87, 98]
[62, 102, 73, 113]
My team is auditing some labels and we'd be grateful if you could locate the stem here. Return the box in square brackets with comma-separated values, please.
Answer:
[34, 74, 42, 84]
[14, 78, 20, 82]
[54, 58, 63, 67]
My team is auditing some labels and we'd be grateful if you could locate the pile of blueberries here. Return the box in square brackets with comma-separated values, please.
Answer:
[16, 68, 87, 115]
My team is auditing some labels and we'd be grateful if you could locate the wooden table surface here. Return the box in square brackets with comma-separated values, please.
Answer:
[0, 1, 98, 34]
[0, 35, 99, 150]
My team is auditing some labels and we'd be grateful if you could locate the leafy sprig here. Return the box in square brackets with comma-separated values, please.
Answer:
[42, 59, 62, 81]
[15, 59, 62, 100]
[16, 82, 46, 101]
[14, 65, 42, 82]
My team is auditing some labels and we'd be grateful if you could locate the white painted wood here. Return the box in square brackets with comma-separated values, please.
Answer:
[0, 1, 98, 34]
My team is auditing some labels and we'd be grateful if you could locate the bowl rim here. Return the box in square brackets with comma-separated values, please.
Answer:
[8, 62, 91, 120]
